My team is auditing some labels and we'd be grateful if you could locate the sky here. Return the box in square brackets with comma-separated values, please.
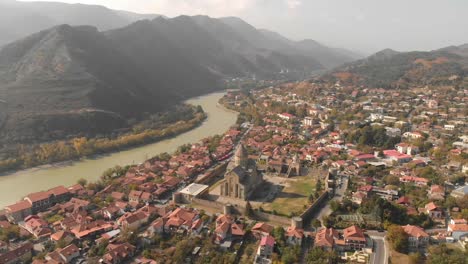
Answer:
[20, 0, 468, 54]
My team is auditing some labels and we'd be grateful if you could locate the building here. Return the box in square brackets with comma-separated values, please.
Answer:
[286, 226, 304, 246]
[447, 223, 468, 241]
[256, 235, 275, 263]
[177, 183, 209, 203]
[45, 244, 80, 263]
[342, 226, 367, 251]
[303, 117, 315, 127]
[0, 243, 33, 264]
[252, 222, 274, 239]
[425, 202, 443, 218]
[219, 145, 263, 200]
[118, 211, 149, 230]
[315, 228, 339, 250]
[214, 214, 245, 244]
[102, 243, 135, 264]
[402, 225, 429, 248]
[450, 185, 468, 199]
[4, 201, 32, 223]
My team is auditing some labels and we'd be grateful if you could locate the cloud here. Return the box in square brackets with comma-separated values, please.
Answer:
[286, 0, 302, 9]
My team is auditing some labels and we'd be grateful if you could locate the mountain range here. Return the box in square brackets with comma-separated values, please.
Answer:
[0, 0, 161, 48]
[326, 45, 468, 88]
[0, 1, 360, 144]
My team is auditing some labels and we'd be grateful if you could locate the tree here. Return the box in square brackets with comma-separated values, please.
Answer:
[311, 219, 322, 229]
[77, 178, 87, 186]
[306, 247, 339, 264]
[330, 200, 341, 212]
[408, 252, 423, 264]
[427, 244, 467, 264]
[387, 225, 409, 253]
[272, 226, 285, 243]
[245, 201, 253, 217]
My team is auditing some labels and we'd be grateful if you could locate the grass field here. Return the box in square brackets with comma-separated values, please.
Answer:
[262, 175, 316, 216]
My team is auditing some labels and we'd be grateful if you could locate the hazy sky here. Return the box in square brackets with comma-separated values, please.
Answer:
[20, 0, 468, 53]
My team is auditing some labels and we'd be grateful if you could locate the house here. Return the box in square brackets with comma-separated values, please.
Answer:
[351, 192, 367, 205]
[102, 204, 124, 220]
[45, 244, 80, 263]
[25, 186, 70, 214]
[50, 230, 74, 244]
[447, 223, 468, 241]
[118, 211, 149, 230]
[164, 208, 198, 232]
[214, 214, 245, 244]
[102, 243, 135, 264]
[402, 225, 429, 248]
[399, 176, 429, 186]
[5, 201, 32, 223]
[342, 226, 367, 251]
[277, 113, 295, 121]
[315, 228, 339, 250]
[256, 235, 275, 262]
[251, 222, 274, 239]
[425, 202, 443, 218]
[148, 218, 165, 236]
[450, 185, 468, 199]
[286, 226, 304, 246]
[70, 220, 113, 239]
[396, 196, 411, 206]
[22, 215, 52, 238]
[0, 243, 33, 264]
[128, 190, 152, 205]
[403, 131, 424, 139]
[428, 185, 445, 200]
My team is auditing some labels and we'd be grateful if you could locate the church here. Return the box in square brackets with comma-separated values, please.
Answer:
[219, 144, 263, 201]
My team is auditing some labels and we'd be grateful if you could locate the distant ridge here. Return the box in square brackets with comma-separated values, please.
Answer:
[324, 45, 468, 88]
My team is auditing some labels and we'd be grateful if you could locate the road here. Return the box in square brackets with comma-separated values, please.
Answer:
[315, 176, 348, 225]
[368, 231, 389, 264]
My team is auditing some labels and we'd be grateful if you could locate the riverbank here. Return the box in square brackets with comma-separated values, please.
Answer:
[0, 106, 206, 174]
[0, 92, 238, 208]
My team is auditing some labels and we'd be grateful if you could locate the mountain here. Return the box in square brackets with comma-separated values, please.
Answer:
[221, 17, 360, 69]
[0, 0, 160, 47]
[325, 45, 468, 88]
[0, 25, 175, 143]
[0, 14, 362, 144]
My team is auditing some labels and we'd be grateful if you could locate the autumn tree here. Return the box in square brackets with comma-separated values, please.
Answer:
[387, 225, 409, 253]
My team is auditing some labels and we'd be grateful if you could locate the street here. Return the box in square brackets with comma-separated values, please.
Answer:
[368, 231, 389, 264]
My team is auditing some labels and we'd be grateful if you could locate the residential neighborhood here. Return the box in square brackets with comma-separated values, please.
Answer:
[0, 80, 467, 264]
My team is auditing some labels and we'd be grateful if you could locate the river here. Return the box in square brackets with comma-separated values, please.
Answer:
[0, 92, 237, 209]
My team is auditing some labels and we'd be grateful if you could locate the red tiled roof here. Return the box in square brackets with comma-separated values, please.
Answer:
[343, 225, 366, 242]
[6, 200, 32, 213]
[260, 235, 275, 247]
[402, 225, 428, 238]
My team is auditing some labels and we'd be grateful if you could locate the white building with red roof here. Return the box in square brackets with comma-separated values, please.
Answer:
[402, 225, 429, 248]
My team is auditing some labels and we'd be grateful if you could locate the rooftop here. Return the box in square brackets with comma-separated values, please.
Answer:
[179, 183, 209, 196]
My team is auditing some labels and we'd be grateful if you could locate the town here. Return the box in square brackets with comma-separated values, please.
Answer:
[0, 79, 467, 264]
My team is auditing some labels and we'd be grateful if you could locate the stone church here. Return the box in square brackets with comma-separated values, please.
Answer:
[219, 144, 263, 200]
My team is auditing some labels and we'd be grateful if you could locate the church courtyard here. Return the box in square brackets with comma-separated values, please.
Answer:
[256, 174, 317, 216]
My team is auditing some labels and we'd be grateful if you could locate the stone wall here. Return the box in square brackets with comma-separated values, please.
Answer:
[300, 190, 329, 224]
[253, 211, 291, 226]
[191, 197, 224, 210]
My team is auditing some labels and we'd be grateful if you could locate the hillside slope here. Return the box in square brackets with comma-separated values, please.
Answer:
[0, 25, 171, 143]
[325, 45, 468, 88]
